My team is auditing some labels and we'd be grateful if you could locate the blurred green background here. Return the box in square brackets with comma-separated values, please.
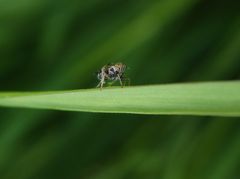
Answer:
[0, 0, 240, 178]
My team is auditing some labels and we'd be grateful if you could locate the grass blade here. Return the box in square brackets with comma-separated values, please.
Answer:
[0, 81, 239, 116]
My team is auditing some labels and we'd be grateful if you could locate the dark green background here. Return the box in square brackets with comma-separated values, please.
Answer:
[0, 0, 240, 178]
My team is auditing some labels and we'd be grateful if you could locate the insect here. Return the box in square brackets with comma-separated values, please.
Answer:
[96, 62, 129, 89]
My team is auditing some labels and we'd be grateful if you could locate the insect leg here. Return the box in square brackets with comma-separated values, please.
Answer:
[100, 77, 105, 89]
[121, 76, 130, 87]
[117, 74, 123, 87]
[96, 82, 101, 88]
[97, 72, 105, 90]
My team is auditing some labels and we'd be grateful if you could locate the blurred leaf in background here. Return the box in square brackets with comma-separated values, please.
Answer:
[0, 0, 240, 179]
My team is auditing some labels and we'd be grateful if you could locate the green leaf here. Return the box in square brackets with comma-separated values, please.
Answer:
[0, 81, 239, 116]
